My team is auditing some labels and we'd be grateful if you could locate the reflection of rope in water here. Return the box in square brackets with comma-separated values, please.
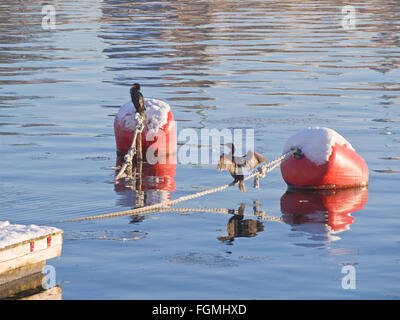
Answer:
[126, 207, 282, 223]
[59, 149, 296, 223]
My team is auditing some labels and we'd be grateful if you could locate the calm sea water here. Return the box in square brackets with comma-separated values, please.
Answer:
[1, 0, 399, 299]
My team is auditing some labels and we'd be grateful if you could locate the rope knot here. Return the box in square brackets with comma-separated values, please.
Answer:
[124, 151, 133, 163]
[253, 166, 266, 189]
[290, 147, 304, 159]
[257, 166, 267, 178]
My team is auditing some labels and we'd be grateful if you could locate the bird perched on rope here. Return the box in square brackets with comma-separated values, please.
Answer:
[217, 143, 267, 192]
[130, 83, 146, 116]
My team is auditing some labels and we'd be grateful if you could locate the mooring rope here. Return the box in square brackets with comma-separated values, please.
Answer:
[59, 149, 296, 223]
[114, 113, 145, 181]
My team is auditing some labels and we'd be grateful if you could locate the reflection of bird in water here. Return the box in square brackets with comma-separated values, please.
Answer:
[217, 143, 266, 192]
[130, 83, 146, 116]
[218, 203, 264, 243]
[253, 199, 266, 219]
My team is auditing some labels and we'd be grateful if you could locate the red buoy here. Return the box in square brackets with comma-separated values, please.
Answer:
[114, 98, 177, 162]
[281, 127, 369, 189]
[281, 187, 368, 234]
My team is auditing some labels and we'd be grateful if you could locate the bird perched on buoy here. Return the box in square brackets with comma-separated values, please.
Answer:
[217, 143, 267, 192]
[130, 83, 146, 116]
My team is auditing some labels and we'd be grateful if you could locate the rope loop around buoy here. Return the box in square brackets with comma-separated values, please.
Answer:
[59, 149, 296, 223]
[114, 113, 145, 181]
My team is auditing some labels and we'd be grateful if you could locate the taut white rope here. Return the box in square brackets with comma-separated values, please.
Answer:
[60, 149, 296, 223]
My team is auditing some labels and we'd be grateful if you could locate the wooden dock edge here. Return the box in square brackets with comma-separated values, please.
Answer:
[0, 230, 63, 275]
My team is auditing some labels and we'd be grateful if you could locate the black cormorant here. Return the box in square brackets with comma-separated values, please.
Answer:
[130, 83, 146, 116]
[217, 143, 266, 192]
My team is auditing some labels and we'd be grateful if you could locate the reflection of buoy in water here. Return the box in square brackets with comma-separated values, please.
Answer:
[280, 187, 368, 235]
[281, 127, 369, 189]
[115, 153, 176, 207]
[114, 98, 177, 161]
[141, 160, 176, 193]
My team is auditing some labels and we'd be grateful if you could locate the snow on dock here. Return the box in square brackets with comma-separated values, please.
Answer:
[0, 221, 63, 299]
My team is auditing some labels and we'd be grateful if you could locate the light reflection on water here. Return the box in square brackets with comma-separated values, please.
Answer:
[0, 0, 399, 299]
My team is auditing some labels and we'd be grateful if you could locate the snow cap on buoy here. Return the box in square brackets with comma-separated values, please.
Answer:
[115, 98, 171, 138]
[283, 127, 354, 166]
[281, 127, 369, 189]
[114, 97, 177, 160]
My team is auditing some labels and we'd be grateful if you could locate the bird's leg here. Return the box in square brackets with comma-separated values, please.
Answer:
[233, 167, 246, 192]
[237, 203, 246, 215]
[253, 175, 260, 189]
[253, 200, 266, 219]
[238, 179, 246, 193]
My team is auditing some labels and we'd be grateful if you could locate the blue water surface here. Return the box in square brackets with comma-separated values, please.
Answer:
[0, 0, 399, 299]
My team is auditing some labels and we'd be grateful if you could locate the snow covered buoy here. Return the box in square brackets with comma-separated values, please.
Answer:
[281, 127, 369, 189]
[114, 98, 176, 163]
